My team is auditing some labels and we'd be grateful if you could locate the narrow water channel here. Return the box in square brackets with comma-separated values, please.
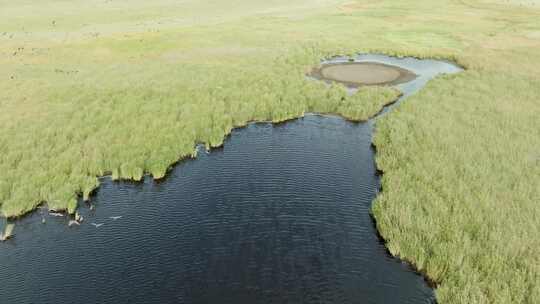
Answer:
[0, 55, 461, 304]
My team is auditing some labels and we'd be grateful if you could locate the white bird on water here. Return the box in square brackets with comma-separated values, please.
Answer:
[109, 216, 122, 220]
[91, 223, 104, 228]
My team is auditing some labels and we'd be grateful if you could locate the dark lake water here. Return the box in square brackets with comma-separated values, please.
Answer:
[0, 55, 461, 304]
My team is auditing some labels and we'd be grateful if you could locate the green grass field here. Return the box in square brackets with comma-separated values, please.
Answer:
[1, 0, 539, 302]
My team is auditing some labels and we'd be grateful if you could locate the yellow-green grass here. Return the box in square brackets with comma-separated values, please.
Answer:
[0, 0, 539, 303]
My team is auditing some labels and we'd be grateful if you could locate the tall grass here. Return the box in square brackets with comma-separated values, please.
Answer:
[372, 70, 540, 303]
[0, 43, 400, 217]
[0, 0, 539, 302]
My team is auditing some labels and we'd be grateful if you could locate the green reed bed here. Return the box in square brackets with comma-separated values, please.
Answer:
[0, 0, 539, 303]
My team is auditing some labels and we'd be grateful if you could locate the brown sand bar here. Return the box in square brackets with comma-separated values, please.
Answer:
[310, 62, 417, 88]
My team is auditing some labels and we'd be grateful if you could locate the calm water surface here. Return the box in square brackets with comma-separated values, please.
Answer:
[0, 55, 461, 304]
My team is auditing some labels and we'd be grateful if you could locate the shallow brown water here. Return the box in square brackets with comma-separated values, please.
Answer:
[311, 62, 417, 87]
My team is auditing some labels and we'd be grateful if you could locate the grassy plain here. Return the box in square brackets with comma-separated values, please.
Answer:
[0, 0, 539, 303]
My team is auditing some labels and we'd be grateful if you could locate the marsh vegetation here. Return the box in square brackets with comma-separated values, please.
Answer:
[0, 0, 539, 303]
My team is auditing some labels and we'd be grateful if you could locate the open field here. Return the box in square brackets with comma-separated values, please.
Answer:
[0, 0, 539, 303]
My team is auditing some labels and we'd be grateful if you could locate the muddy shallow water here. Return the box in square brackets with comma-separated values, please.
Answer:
[0, 55, 461, 304]
[311, 61, 417, 87]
